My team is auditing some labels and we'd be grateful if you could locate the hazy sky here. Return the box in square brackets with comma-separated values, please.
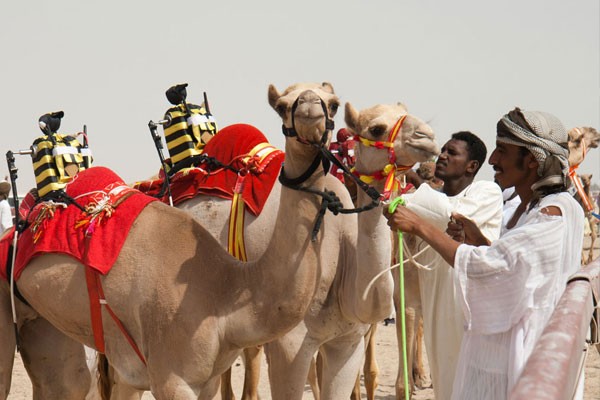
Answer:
[1, 0, 598, 193]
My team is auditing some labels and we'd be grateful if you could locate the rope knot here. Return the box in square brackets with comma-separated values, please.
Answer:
[323, 190, 344, 215]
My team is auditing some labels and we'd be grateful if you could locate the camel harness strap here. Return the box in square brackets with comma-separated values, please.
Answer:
[85, 265, 147, 366]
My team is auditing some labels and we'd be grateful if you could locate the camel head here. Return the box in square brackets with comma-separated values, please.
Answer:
[344, 102, 440, 175]
[580, 173, 592, 191]
[268, 82, 340, 147]
[568, 126, 600, 167]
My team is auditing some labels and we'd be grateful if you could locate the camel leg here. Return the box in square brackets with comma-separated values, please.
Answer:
[307, 356, 320, 400]
[19, 315, 91, 400]
[220, 368, 236, 400]
[350, 375, 361, 400]
[108, 365, 145, 400]
[241, 345, 262, 400]
[197, 376, 221, 400]
[363, 324, 379, 400]
[587, 221, 597, 264]
[412, 318, 430, 389]
[265, 328, 318, 400]
[0, 284, 15, 400]
[317, 333, 365, 400]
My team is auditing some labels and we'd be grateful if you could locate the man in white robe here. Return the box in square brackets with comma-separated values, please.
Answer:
[401, 131, 503, 400]
[386, 108, 585, 400]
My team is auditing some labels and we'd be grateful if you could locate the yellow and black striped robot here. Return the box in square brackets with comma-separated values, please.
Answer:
[162, 83, 218, 168]
[31, 111, 93, 198]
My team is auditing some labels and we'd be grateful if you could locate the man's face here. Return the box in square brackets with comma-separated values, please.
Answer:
[488, 141, 535, 189]
[434, 139, 473, 182]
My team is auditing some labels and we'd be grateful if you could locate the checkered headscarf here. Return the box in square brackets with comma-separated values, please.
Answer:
[497, 107, 569, 194]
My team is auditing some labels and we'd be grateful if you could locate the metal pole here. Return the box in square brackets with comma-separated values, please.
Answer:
[148, 120, 173, 206]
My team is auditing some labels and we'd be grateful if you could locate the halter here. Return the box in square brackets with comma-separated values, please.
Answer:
[352, 115, 415, 199]
[281, 96, 335, 139]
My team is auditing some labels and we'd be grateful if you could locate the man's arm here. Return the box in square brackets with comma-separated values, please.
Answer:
[447, 212, 491, 246]
[384, 206, 460, 266]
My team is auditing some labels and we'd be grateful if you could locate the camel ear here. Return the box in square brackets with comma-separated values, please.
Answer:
[344, 102, 360, 133]
[397, 102, 408, 112]
[268, 84, 280, 110]
[589, 128, 600, 148]
[321, 82, 335, 94]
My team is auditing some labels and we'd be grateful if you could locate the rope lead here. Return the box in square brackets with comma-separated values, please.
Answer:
[388, 197, 410, 400]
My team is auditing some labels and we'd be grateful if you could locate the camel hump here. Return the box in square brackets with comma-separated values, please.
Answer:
[65, 167, 126, 198]
[202, 124, 276, 165]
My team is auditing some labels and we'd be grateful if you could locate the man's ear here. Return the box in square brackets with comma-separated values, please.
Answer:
[525, 153, 539, 171]
[466, 160, 479, 174]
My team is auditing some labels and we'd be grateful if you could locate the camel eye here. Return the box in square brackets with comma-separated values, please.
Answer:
[369, 125, 387, 137]
[276, 104, 287, 115]
[414, 131, 428, 138]
[329, 102, 339, 114]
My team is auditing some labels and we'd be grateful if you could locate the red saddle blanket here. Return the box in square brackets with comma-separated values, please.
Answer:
[134, 123, 284, 216]
[10, 167, 156, 280]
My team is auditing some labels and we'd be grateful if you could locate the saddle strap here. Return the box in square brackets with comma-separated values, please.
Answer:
[228, 174, 248, 261]
[85, 266, 147, 365]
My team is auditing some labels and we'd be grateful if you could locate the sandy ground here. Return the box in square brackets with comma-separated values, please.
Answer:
[8, 238, 600, 399]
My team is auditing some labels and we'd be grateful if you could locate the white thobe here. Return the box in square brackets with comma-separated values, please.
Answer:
[403, 181, 503, 400]
[451, 192, 584, 400]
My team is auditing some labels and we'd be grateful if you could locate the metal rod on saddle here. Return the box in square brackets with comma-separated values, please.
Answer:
[5, 149, 31, 351]
[148, 119, 174, 206]
[78, 125, 92, 169]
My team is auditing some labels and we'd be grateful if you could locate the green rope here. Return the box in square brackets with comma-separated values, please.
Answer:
[388, 196, 410, 400]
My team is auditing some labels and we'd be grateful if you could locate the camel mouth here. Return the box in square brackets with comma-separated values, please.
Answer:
[405, 140, 440, 161]
[294, 114, 325, 126]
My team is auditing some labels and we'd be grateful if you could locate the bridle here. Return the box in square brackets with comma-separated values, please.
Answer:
[351, 114, 415, 199]
[277, 92, 382, 240]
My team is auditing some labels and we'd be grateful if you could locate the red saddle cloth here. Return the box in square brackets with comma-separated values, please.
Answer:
[12, 166, 156, 280]
[134, 124, 284, 216]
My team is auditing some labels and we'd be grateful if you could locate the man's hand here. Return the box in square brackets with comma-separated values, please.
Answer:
[447, 212, 491, 246]
[383, 204, 422, 234]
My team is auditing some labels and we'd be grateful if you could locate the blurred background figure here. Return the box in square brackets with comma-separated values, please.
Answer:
[0, 180, 13, 233]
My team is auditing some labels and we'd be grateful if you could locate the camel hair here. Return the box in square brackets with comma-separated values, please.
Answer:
[0, 272, 93, 399]
[15, 83, 345, 399]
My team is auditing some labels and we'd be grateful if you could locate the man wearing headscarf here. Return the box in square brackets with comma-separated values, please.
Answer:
[385, 107, 585, 399]
[0, 181, 13, 233]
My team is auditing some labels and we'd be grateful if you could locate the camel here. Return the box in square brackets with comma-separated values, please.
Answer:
[263, 95, 435, 400]
[14, 83, 345, 399]
[568, 126, 600, 265]
[343, 103, 438, 400]
[575, 174, 598, 265]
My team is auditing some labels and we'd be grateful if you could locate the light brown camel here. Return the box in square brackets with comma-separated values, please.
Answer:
[343, 103, 438, 400]
[1, 258, 92, 399]
[568, 126, 600, 265]
[15, 84, 343, 399]
[568, 126, 600, 168]
[265, 94, 428, 400]
[576, 174, 598, 265]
